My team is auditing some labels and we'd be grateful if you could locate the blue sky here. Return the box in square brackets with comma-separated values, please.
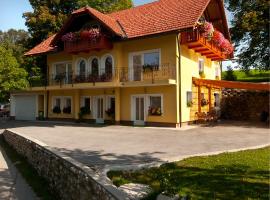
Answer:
[0, 0, 155, 31]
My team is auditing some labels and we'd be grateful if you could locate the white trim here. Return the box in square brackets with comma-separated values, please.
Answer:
[93, 95, 105, 123]
[198, 58, 204, 73]
[131, 94, 147, 123]
[88, 56, 100, 75]
[106, 95, 115, 110]
[53, 61, 72, 75]
[128, 49, 161, 81]
[101, 54, 115, 76]
[146, 94, 164, 116]
[80, 96, 92, 111]
[75, 58, 87, 76]
[52, 96, 73, 114]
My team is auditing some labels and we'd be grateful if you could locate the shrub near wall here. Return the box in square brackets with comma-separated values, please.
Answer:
[2, 130, 126, 200]
[221, 89, 270, 121]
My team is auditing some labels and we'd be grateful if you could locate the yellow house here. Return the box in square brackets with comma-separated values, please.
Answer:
[10, 0, 233, 127]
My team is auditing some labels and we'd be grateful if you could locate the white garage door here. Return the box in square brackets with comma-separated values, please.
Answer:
[15, 95, 36, 121]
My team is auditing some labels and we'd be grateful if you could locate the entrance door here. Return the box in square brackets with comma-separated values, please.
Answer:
[130, 54, 142, 81]
[95, 97, 104, 123]
[133, 96, 145, 125]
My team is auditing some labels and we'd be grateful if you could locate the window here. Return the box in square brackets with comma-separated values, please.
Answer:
[54, 62, 72, 84]
[214, 93, 220, 107]
[186, 91, 193, 107]
[144, 51, 160, 68]
[215, 67, 220, 77]
[81, 97, 91, 108]
[52, 97, 72, 114]
[52, 97, 61, 114]
[63, 97, 72, 114]
[148, 95, 162, 116]
[77, 59, 86, 76]
[90, 57, 99, 76]
[198, 59, 204, 73]
[105, 56, 113, 75]
[55, 98, 61, 107]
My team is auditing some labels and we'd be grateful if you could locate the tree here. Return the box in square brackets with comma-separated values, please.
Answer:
[0, 46, 28, 102]
[223, 66, 237, 81]
[0, 29, 29, 66]
[225, 0, 269, 71]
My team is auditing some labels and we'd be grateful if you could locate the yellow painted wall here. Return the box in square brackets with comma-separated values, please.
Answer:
[120, 85, 177, 123]
[180, 44, 221, 123]
[47, 34, 177, 79]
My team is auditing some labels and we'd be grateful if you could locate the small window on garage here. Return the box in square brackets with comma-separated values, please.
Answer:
[148, 95, 162, 116]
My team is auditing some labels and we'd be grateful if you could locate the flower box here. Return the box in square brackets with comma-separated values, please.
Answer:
[63, 106, 71, 114]
[53, 106, 61, 114]
[148, 107, 162, 116]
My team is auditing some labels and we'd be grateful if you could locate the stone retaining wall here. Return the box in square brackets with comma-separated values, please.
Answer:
[2, 130, 127, 200]
[221, 89, 269, 121]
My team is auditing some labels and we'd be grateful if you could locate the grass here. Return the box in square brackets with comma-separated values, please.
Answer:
[108, 147, 270, 200]
[222, 69, 270, 82]
[0, 136, 59, 200]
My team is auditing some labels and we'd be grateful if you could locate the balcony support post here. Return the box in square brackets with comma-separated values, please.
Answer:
[198, 85, 201, 113]
[115, 88, 121, 125]
[74, 90, 80, 120]
[208, 87, 212, 111]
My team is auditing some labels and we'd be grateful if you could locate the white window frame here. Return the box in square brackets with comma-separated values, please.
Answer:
[88, 56, 100, 75]
[52, 96, 73, 113]
[128, 49, 161, 81]
[215, 67, 220, 77]
[147, 94, 164, 116]
[80, 96, 92, 110]
[198, 59, 204, 73]
[53, 61, 72, 83]
[101, 54, 115, 76]
[186, 91, 193, 105]
[106, 95, 115, 110]
[76, 58, 87, 76]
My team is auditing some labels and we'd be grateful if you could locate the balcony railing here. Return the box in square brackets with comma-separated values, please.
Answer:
[181, 29, 227, 61]
[46, 64, 176, 87]
[64, 35, 113, 54]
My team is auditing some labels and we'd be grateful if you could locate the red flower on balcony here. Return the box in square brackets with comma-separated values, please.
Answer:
[80, 28, 101, 40]
[61, 32, 76, 42]
[197, 21, 214, 40]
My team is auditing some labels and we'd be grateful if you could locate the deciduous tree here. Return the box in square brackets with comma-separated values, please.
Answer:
[0, 46, 28, 102]
[225, 0, 269, 70]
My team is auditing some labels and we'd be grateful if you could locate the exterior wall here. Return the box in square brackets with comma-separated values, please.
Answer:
[180, 44, 221, 123]
[47, 34, 177, 77]
[120, 85, 177, 123]
[47, 85, 177, 124]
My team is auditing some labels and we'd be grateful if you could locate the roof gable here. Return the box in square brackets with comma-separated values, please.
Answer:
[25, 0, 231, 56]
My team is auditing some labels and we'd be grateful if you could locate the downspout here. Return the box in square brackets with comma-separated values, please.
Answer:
[176, 33, 182, 127]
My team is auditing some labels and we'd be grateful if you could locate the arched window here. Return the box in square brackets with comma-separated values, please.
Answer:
[105, 56, 113, 75]
[101, 54, 114, 77]
[89, 57, 99, 77]
[77, 59, 86, 76]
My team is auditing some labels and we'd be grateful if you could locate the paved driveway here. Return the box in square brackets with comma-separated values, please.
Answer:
[1, 120, 269, 170]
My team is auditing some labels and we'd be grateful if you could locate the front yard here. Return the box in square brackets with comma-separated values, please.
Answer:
[108, 147, 270, 199]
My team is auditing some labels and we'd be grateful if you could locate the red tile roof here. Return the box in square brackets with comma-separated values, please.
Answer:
[25, 0, 213, 56]
[24, 34, 57, 56]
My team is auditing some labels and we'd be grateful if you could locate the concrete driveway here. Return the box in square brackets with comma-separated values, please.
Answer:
[1, 120, 269, 170]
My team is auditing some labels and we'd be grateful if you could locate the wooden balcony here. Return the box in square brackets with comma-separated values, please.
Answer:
[181, 29, 227, 61]
[64, 35, 113, 54]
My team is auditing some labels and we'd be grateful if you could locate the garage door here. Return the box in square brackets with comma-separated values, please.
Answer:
[15, 95, 36, 120]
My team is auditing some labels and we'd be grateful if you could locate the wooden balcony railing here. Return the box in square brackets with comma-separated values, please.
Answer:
[181, 29, 227, 61]
[64, 35, 113, 54]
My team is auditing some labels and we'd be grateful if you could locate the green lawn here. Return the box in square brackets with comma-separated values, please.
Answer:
[222, 69, 270, 82]
[108, 147, 270, 200]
